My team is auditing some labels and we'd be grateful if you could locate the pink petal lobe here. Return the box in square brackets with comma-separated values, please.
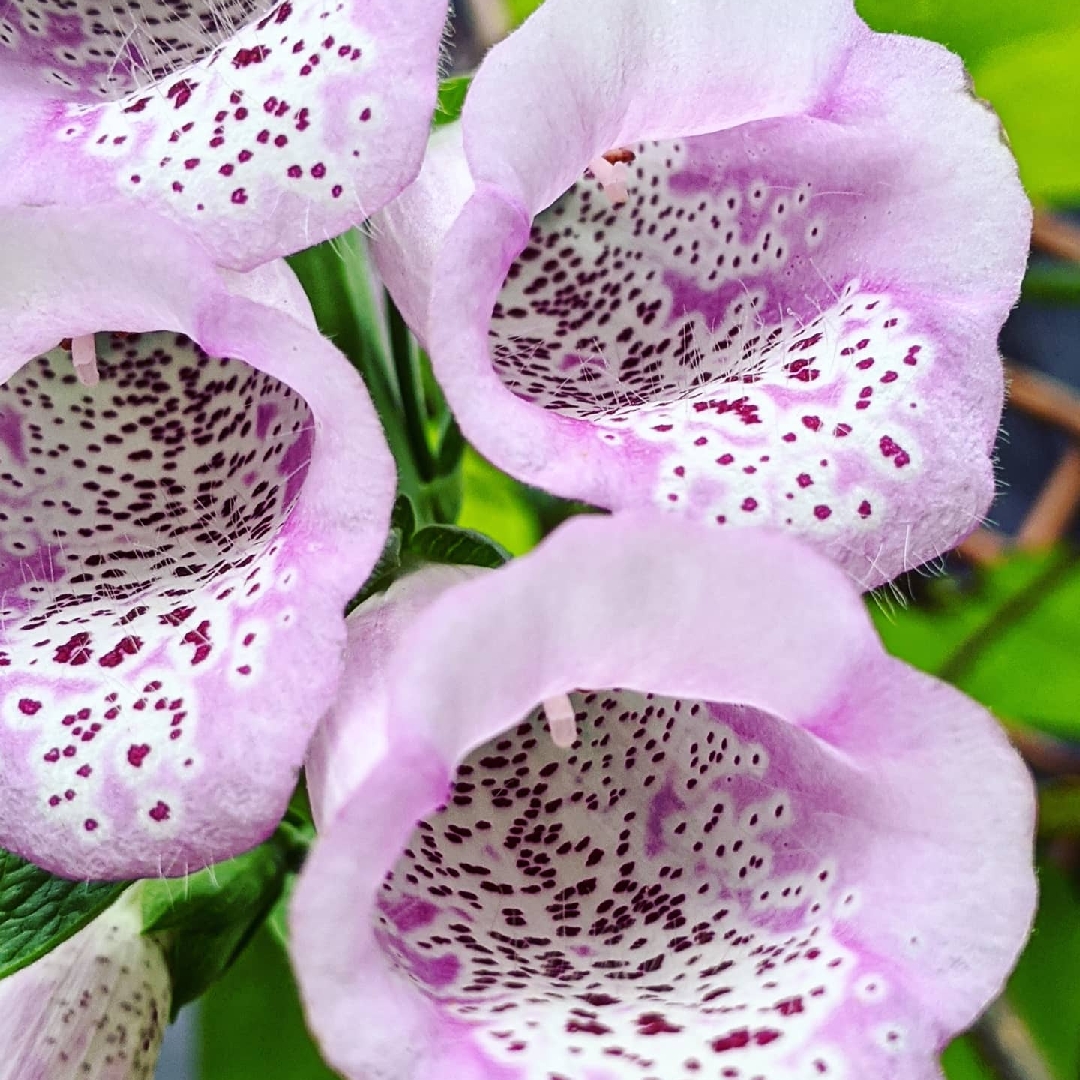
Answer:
[1, 0, 447, 268]
[376, 0, 1029, 588]
[290, 517, 1035, 1080]
[0, 208, 394, 878]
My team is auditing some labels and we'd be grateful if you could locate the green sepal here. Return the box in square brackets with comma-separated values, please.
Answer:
[0, 848, 130, 980]
[408, 524, 511, 570]
[141, 829, 297, 1017]
[433, 76, 471, 128]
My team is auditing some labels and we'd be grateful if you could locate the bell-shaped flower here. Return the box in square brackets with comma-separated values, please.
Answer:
[0, 206, 394, 880]
[0, 889, 170, 1080]
[290, 516, 1035, 1080]
[0, 0, 447, 268]
[372, 0, 1030, 588]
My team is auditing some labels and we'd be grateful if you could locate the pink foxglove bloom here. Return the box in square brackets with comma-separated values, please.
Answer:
[0, 0, 447, 268]
[0, 207, 394, 879]
[291, 516, 1035, 1080]
[373, 0, 1030, 588]
[0, 889, 169, 1080]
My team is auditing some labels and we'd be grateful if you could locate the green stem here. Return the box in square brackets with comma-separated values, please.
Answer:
[286, 235, 425, 507]
[937, 548, 1080, 684]
[386, 292, 437, 485]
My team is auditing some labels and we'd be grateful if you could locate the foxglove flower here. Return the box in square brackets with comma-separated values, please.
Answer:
[0, 889, 169, 1080]
[291, 516, 1035, 1080]
[0, 206, 394, 879]
[373, 0, 1030, 588]
[0, 0, 446, 268]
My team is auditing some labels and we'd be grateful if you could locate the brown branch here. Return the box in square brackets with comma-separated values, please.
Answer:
[957, 528, 1008, 567]
[1032, 209, 1080, 264]
[971, 999, 1056, 1080]
[1016, 445, 1080, 550]
[1005, 363, 1080, 442]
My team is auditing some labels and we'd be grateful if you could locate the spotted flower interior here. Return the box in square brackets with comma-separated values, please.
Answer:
[0, 332, 314, 873]
[2, 0, 445, 266]
[1, 0, 263, 99]
[488, 125, 988, 585]
[376, 692, 925, 1080]
[0, 889, 170, 1077]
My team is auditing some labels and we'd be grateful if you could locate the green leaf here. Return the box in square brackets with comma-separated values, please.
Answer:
[457, 448, 542, 556]
[408, 524, 511, 570]
[141, 834, 291, 1015]
[201, 924, 338, 1080]
[347, 527, 403, 612]
[856, 0, 1080, 73]
[390, 493, 418, 541]
[1004, 859, 1080, 1079]
[974, 27, 1080, 204]
[943, 1037, 994, 1080]
[288, 234, 427, 507]
[871, 548, 1080, 738]
[434, 75, 472, 128]
[0, 849, 129, 980]
[505, 0, 543, 27]
[1022, 262, 1080, 305]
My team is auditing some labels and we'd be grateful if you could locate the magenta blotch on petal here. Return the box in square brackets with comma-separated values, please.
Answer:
[0, 207, 394, 879]
[0, 0, 447, 268]
[0, 889, 169, 1080]
[374, 0, 1030, 588]
[290, 516, 1035, 1080]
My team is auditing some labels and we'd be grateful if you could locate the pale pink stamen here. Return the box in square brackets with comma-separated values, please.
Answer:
[70, 334, 100, 387]
[586, 155, 629, 207]
[543, 694, 577, 748]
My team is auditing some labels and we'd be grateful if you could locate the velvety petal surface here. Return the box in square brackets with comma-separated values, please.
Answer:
[371, 122, 475, 345]
[0, 208, 394, 879]
[0, 889, 169, 1080]
[375, 0, 1030, 588]
[0, 0, 446, 268]
[291, 516, 1035, 1080]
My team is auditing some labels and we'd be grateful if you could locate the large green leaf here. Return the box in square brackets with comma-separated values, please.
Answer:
[857, 0, 1080, 72]
[141, 831, 295, 1015]
[872, 549, 1080, 738]
[858, 0, 1080, 203]
[975, 27, 1080, 204]
[1005, 860, 1080, 1079]
[201, 924, 337, 1080]
[0, 849, 128, 980]
[458, 448, 541, 555]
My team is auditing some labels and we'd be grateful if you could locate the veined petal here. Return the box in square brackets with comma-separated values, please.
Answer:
[0, 207, 394, 879]
[290, 516, 1035, 1080]
[0, 889, 169, 1080]
[374, 0, 1030, 588]
[0, 0, 447, 269]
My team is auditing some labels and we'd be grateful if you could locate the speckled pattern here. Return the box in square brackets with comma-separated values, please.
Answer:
[377, 693, 918, 1080]
[0, 894, 170, 1078]
[2, 0, 446, 267]
[491, 138, 942, 579]
[0, 332, 312, 870]
[0, 0, 260, 99]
